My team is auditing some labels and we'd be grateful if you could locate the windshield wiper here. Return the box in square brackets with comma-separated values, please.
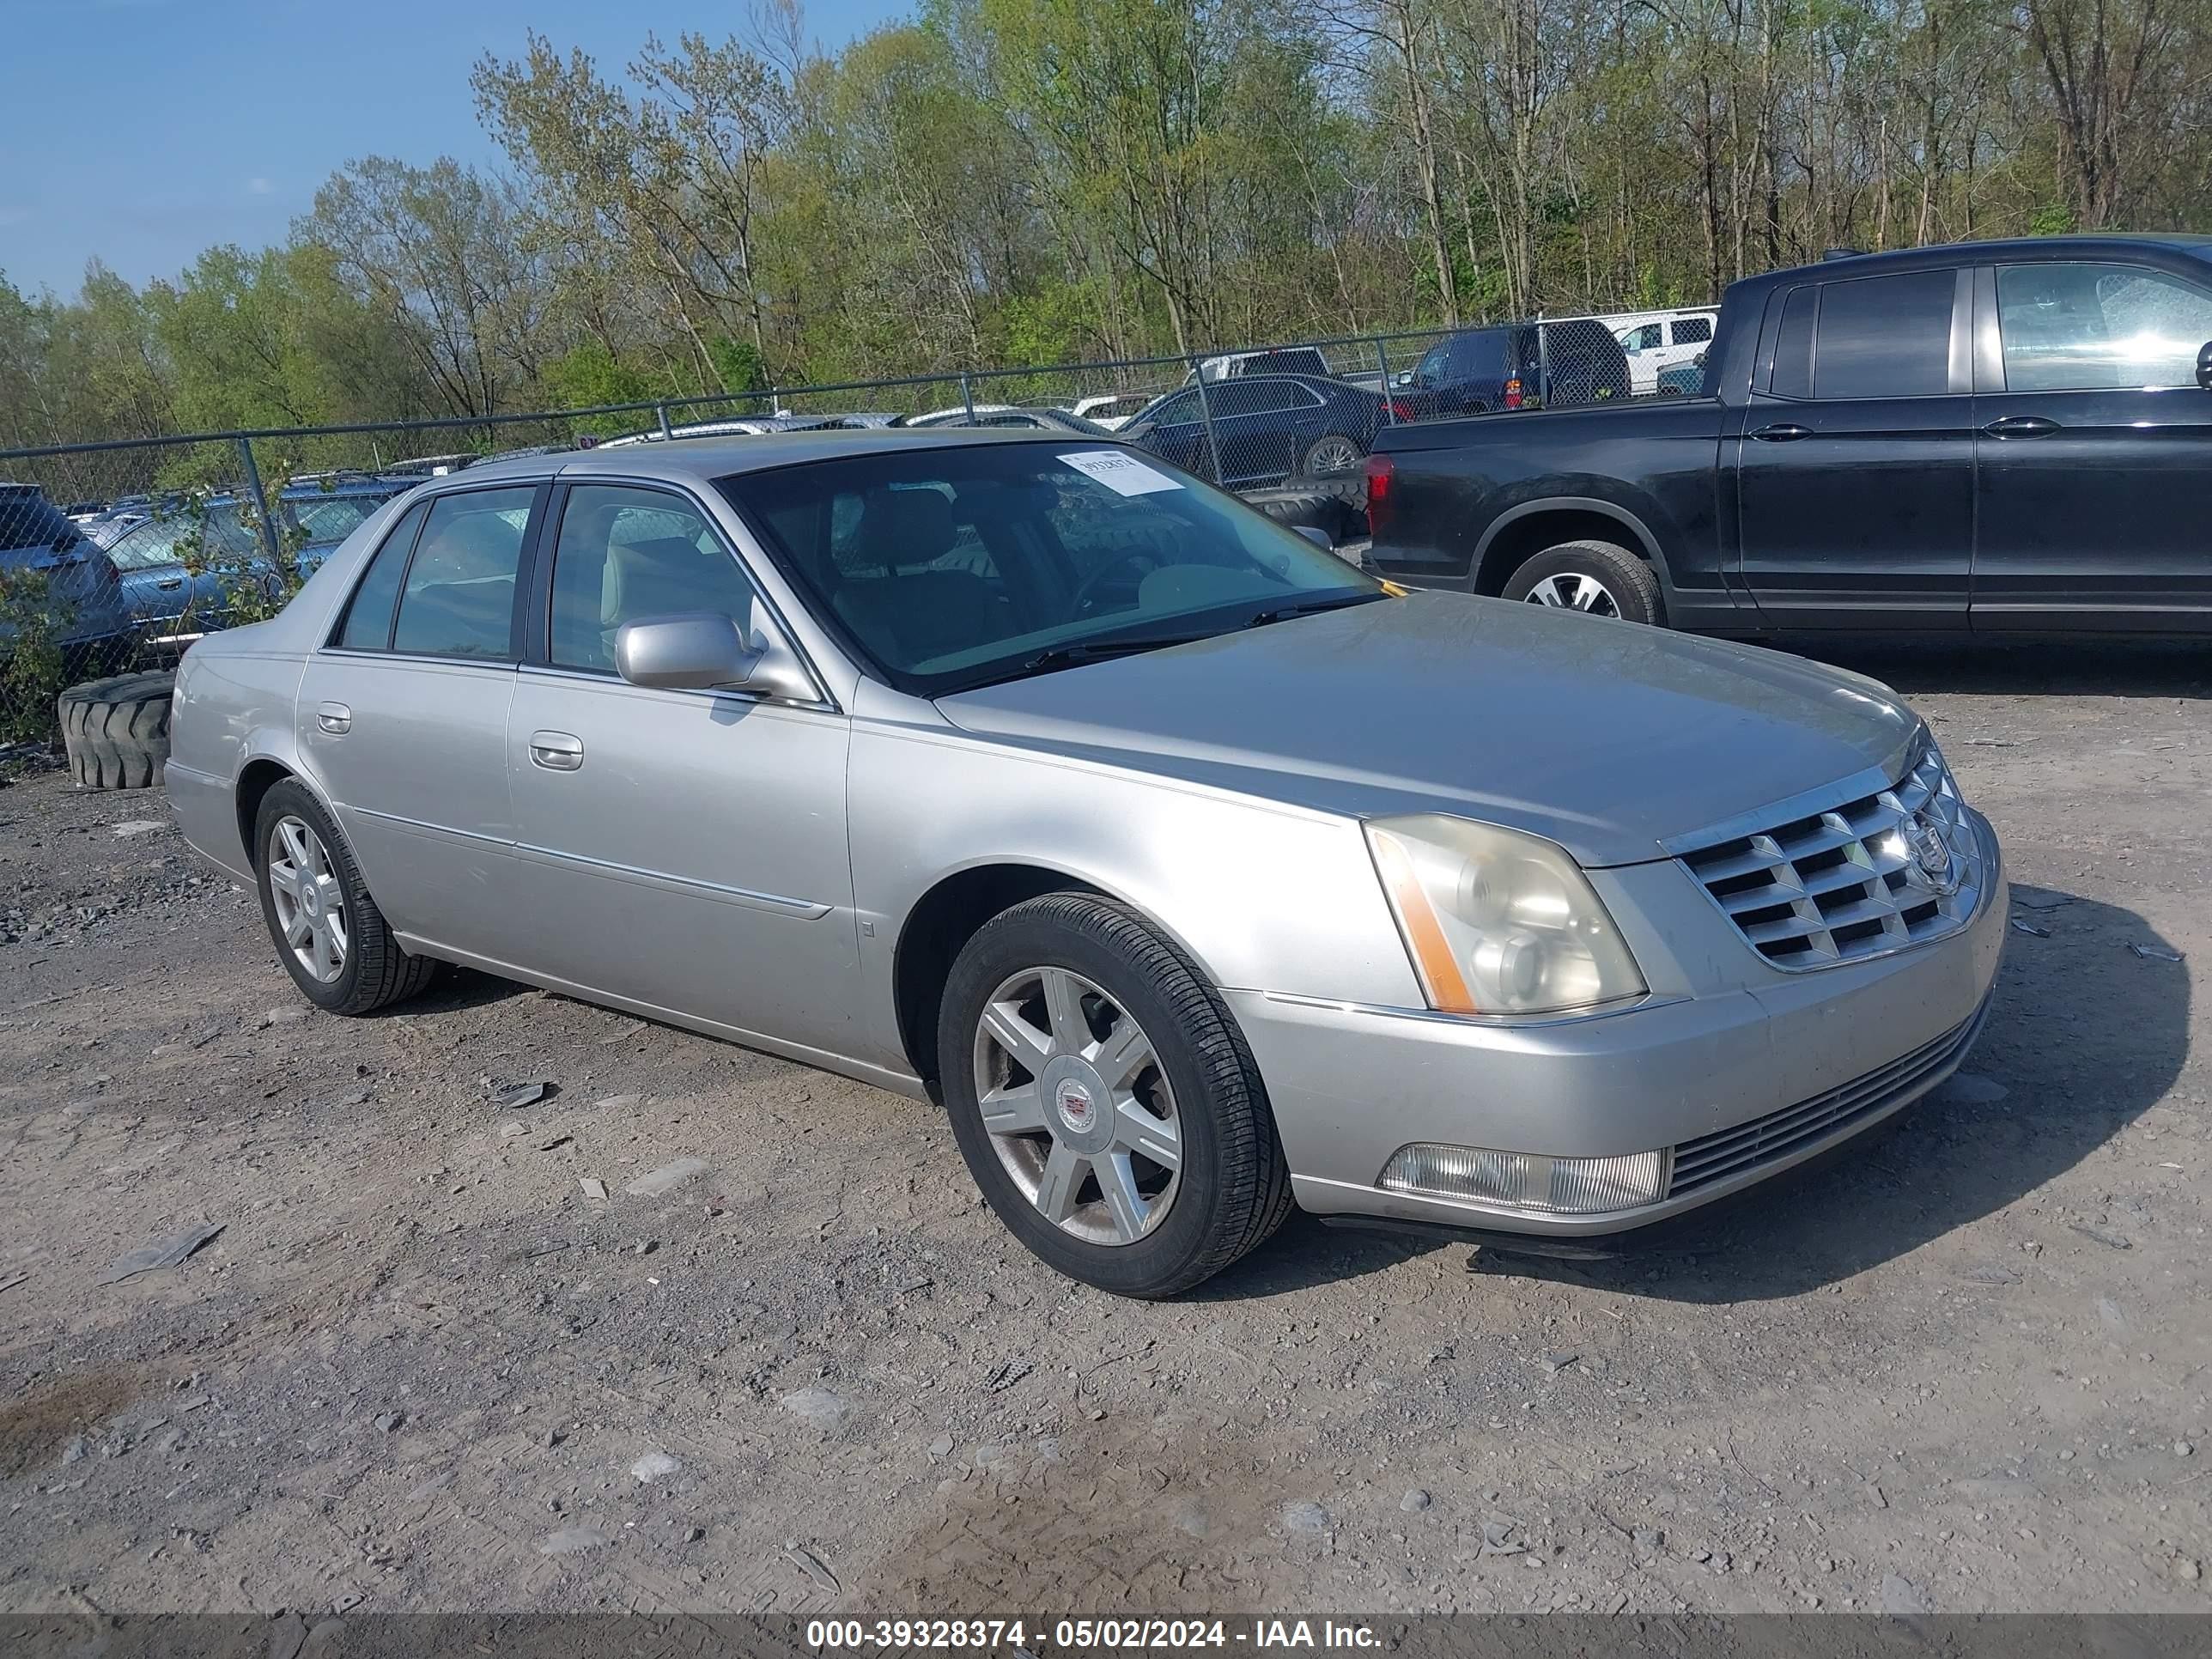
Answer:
[947, 631, 1211, 693]
[1243, 592, 1387, 629]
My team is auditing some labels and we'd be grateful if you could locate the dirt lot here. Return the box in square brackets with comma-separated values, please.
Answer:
[0, 639, 2207, 1622]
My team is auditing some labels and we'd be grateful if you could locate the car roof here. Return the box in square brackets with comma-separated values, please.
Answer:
[449, 426, 1091, 488]
[1727, 234, 2212, 299]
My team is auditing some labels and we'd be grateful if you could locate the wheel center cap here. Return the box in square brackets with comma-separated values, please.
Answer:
[1036, 1054, 1116, 1153]
[1054, 1079, 1097, 1133]
[301, 884, 321, 919]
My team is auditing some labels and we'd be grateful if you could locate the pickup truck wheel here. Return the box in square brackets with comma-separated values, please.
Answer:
[1502, 541, 1664, 626]
[939, 892, 1293, 1298]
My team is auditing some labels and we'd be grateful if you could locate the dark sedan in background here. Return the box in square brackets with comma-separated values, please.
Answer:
[1120, 374, 1409, 489]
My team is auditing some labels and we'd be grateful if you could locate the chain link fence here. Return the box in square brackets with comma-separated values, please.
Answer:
[0, 311, 1702, 755]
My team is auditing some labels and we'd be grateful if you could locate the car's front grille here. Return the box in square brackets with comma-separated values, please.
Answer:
[1676, 740, 1984, 970]
[1668, 1000, 1989, 1197]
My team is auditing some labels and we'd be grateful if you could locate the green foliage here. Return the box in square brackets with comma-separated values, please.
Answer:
[0, 570, 68, 747]
[9, 0, 2212, 459]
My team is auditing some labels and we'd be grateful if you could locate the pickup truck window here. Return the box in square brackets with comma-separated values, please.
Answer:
[1996, 263, 2212, 392]
[1812, 270, 1954, 399]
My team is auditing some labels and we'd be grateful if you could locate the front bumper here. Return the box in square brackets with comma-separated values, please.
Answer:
[1236, 807, 2005, 1237]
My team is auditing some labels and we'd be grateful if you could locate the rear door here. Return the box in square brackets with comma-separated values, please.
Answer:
[1730, 266, 1975, 629]
[1972, 258, 2212, 629]
[1207, 380, 1315, 487]
[295, 482, 543, 952]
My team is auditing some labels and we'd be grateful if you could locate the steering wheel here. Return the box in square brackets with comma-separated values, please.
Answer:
[1071, 550, 1163, 614]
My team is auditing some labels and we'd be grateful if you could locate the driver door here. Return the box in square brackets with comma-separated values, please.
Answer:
[498, 480, 863, 1057]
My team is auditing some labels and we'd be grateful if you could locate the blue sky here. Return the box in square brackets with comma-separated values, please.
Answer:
[0, 0, 908, 299]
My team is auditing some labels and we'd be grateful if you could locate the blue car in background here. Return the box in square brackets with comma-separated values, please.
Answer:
[1, 483, 133, 664]
[104, 472, 416, 637]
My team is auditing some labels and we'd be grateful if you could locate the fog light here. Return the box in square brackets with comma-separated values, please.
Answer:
[1377, 1143, 1671, 1214]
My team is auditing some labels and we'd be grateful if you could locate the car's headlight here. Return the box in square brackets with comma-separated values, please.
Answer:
[1364, 814, 1645, 1017]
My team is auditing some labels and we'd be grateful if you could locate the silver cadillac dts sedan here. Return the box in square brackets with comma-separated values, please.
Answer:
[167, 432, 2003, 1296]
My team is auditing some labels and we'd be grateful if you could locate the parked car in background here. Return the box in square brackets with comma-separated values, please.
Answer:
[1189, 347, 1334, 383]
[0, 483, 131, 663]
[1398, 319, 1632, 418]
[899, 404, 1112, 434]
[1072, 392, 1153, 431]
[1365, 234, 2212, 634]
[167, 430, 2003, 1297]
[104, 474, 416, 635]
[1121, 374, 1403, 488]
[600, 417, 838, 448]
[1606, 308, 1719, 394]
[1656, 352, 1708, 397]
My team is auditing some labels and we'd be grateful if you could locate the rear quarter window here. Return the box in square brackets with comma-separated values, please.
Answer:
[0, 489, 74, 556]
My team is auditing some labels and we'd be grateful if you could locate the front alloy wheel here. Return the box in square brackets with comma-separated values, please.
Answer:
[938, 892, 1293, 1297]
[973, 965, 1182, 1246]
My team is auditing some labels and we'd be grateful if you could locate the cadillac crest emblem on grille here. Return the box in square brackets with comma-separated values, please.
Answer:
[1905, 811, 1955, 890]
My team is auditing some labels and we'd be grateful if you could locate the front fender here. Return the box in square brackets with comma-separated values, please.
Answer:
[846, 718, 1425, 1072]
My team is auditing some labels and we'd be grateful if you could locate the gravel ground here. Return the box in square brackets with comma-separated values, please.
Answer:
[0, 639, 2207, 1621]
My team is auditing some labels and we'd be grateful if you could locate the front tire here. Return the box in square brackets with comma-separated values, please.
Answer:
[938, 893, 1292, 1297]
[253, 779, 437, 1015]
[1500, 539, 1664, 626]
[1298, 434, 1365, 478]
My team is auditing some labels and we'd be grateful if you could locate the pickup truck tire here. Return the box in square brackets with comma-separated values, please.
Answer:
[1501, 541, 1664, 627]
[58, 671, 174, 790]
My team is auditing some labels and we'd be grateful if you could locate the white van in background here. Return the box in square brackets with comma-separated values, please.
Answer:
[1602, 307, 1719, 394]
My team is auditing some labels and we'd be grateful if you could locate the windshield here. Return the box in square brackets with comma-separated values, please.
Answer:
[719, 442, 1381, 696]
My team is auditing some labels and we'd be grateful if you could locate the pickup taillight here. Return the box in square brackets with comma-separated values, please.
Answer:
[1364, 453, 1396, 541]
[1502, 377, 1524, 411]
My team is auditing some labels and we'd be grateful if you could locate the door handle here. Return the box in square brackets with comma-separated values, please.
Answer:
[1982, 415, 2060, 438]
[155, 576, 184, 591]
[1752, 422, 1813, 441]
[316, 702, 351, 735]
[529, 730, 584, 771]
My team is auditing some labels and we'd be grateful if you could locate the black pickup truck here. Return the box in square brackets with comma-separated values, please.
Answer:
[1364, 235, 2212, 634]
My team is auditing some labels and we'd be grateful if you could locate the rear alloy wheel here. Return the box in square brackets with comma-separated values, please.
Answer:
[253, 778, 438, 1015]
[1299, 434, 1365, 477]
[1500, 539, 1664, 627]
[939, 893, 1292, 1297]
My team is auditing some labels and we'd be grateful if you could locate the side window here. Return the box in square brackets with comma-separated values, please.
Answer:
[334, 501, 426, 651]
[1996, 263, 2212, 391]
[1624, 324, 1662, 351]
[1211, 381, 1299, 416]
[390, 486, 535, 660]
[549, 484, 756, 673]
[1149, 392, 1200, 426]
[294, 495, 380, 544]
[1673, 316, 1713, 345]
[1812, 270, 1955, 398]
[1413, 343, 1450, 386]
[1772, 287, 1817, 398]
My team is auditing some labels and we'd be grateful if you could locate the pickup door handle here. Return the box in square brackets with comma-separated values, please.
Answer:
[1983, 415, 2060, 438]
[1752, 422, 1812, 442]
[529, 730, 584, 772]
[315, 702, 351, 735]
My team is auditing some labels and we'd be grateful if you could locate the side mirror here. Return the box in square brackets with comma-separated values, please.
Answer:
[1292, 524, 1334, 551]
[2197, 341, 2212, 392]
[614, 604, 817, 702]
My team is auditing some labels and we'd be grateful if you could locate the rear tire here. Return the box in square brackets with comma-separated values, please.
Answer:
[938, 892, 1293, 1297]
[252, 779, 437, 1015]
[1500, 540, 1664, 626]
[58, 672, 173, 790]
[1297, 434, 1365, 478]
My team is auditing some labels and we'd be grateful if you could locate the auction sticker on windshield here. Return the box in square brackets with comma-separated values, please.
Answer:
[1060, 450, 1183, 496]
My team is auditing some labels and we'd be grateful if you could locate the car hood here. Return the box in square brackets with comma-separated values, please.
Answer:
[933, 591, 1922, 866]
